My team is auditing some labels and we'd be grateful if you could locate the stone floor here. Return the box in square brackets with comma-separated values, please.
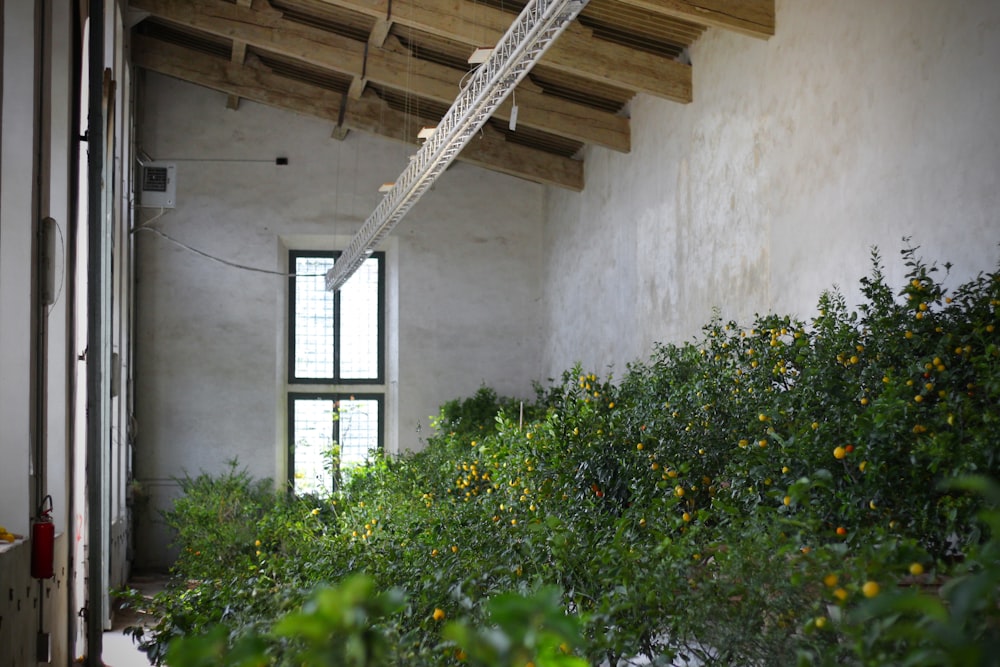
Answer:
[102, 575, 166, 666]
[102, 630, 151, 667]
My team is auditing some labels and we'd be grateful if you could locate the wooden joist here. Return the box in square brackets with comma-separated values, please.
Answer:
[317, 0, 693, 103]
[224, 0, 253, 109]
[131, 35, 584, 190]
[346, 16, 394, 102]
[130, 0, 630, 152]
[615, 0, 774, 39]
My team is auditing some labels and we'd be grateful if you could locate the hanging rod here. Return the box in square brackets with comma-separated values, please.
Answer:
[326, 0, 589, 291]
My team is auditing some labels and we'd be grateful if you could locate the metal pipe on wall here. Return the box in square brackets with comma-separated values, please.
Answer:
[85, 0, 107, 662]
[35, 2, 50, 659]
[66, 0, 84, 658]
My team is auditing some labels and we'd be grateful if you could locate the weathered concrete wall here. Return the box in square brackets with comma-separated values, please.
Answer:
[0, 534, 69, 666]
[134, 74, 545, 568]
[542, 0, 1000, 379]
[1, 0, 39, 541]
[1, 1, 82, 663]
[0, 542, 41, 667]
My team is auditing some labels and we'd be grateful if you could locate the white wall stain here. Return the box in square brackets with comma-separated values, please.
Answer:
[135, 73, 546, 568]
[541, 0, 1000, 379]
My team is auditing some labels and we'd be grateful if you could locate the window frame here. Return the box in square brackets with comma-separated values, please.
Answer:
[286, 391, 385, 494]
[286, 249, 386, 386]
[285, 248, 387, 494]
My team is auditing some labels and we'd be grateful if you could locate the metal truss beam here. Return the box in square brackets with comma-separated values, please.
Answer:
[326, 0, 588, 291]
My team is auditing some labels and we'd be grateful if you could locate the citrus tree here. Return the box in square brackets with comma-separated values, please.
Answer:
[128, 244, 1000, 666]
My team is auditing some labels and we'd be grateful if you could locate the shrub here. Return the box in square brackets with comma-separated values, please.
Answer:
[131, 244, 1000, 666]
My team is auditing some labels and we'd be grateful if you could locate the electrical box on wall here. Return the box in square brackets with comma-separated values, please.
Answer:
[139, 161, 176, 208]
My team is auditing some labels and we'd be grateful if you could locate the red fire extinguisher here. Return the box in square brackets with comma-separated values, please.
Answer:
[31, 495, 55, 579]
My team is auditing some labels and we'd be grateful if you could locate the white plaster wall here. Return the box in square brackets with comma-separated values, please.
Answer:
[0, 0, 39, 538]
[134, 74, 545, 566]
[542, 0, 1000, 378]
[1, 4, 84, 662]
[395, 164, 547, 448]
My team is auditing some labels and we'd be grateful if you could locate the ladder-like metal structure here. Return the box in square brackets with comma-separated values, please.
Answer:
[326, 0, 589, 291]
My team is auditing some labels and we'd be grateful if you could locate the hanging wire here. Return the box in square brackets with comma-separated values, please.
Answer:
[132, 207, 169, 232]
[133, 227, 325, 277]
[475, 0, 483, 48]
[403, 2, 413, 144]
[334, 125, 344, 236]
[352, 94, 362, 224]
[46, 217, 66, 312]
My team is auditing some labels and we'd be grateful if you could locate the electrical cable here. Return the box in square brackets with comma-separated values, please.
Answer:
[146, 157, 276, 164]
[334, 128, 343, 230]
[46, 217, 66, 312]
[404, 15, 412, 143]
[133, 227, 325, 277]
[131, 207, 168, 232]
[352, 107, 361, 223]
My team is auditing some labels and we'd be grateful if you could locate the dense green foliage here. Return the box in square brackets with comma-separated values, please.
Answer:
[127, 246, 1000, 666]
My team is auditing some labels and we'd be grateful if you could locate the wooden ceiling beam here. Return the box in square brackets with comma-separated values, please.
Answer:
[318, 0, 692, 103]
[615, 0, 774, 39]
[225, 0, 254, 109]
[130, 0, 629, 152]
[346, 16, 394, 101]
[369, 17, 393, 47]
[131, 35, 584, 191]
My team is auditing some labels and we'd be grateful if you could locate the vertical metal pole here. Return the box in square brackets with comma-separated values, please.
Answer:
[35, 0, 51, 660]
[85, 0, 106, 663]
[66, 0, 83, 658]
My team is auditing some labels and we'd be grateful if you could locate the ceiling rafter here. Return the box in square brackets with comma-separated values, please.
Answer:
[316, 0, 693, 102]
[127, 0, 775, 190]
[130, 0, 630, 152]
[334, 0, 393, 102]
[344, 16, 395, 102]
[326, 0, 591, 290]
[612, 0, 774, 39]
[131, 34, 584, 190]
[225, 0, 254, 109]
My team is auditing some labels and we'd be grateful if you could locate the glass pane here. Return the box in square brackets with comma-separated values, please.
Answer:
[338, 399, 380, 468]
[339, 257, 380, 379]
[291, 397, 337, 496]
[293, 256, 335, 379]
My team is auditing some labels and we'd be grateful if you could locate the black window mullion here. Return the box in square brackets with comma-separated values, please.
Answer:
[333, 260, 342, 382]
[289, 392, 383, 494]
[287, 258, 297, 385]
[332, 251, 384, 384]
[286, 394, 295, 494]
[376, 254, 386, 384]
[289, 250, 338, 384]
[287, 249, 385, 494]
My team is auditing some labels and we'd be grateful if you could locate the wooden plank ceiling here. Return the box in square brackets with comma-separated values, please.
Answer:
[128, 0, 773, 190]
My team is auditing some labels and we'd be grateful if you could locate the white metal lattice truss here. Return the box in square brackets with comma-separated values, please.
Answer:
[326, 0, 589, 291]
